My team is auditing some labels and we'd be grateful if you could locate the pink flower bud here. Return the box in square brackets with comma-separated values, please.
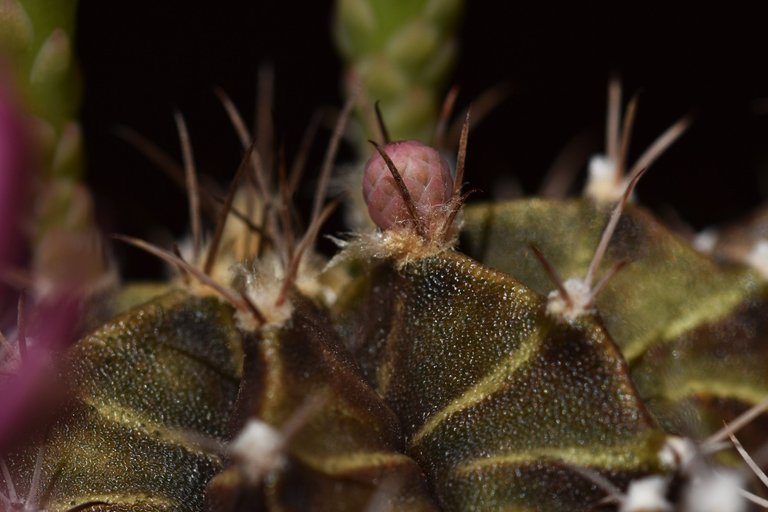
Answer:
[362, 140, 453, 232]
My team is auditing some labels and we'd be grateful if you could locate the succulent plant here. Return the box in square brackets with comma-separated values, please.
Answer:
[1, 1, 768, 512]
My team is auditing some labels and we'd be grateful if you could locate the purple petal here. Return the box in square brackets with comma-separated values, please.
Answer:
[0, 296, 79, 450]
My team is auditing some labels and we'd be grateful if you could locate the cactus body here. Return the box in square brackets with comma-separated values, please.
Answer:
[208, 297, 437, 511]
[334, 249, 670, 510]
[1, 292, 242, 511]
[462, 199, 768, 444]
[334, 0, 462, 145]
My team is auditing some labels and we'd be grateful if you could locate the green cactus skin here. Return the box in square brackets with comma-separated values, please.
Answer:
[334, 0, 463, 146]
[333, 250, 670, 511]
[462, 199, 768, 446]
[9, 206, 757, 511]
[0, 0, 82, 185]
[1, 291, 243, 511]
[0, 0, 80, 148]
[0, 0, 107, 304]
[207, 296, 437, 511]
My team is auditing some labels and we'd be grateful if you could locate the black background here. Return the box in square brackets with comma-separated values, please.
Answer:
[76, 1, 768, 278]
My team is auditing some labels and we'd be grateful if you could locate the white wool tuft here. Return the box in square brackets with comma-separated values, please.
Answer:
[658, 436, 697, 470]
[745, 239, 768, 280]
[621, 475, 672, 512]
[693, 229, 719, 254]
[234, 254, 294, 330]
[546, 278, 594, 322]
[230, 419, 286, 483]
[585, 155, 625, 203]
[683, 470, 746, 512]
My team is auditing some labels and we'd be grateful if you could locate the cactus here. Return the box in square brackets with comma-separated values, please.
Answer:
[0, 0, 109, 307]
[1, 2, 768, 512]
[334, 0, 462, 145]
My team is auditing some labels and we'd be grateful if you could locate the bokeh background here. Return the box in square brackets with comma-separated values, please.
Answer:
[76, 1, 768, 278]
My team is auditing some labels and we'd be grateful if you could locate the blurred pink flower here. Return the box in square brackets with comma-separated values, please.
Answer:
[0, 67, 78, 450]
[0, 296, 78, 450]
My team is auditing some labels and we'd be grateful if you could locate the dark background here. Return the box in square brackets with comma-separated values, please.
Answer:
[76, 1, 768, 279]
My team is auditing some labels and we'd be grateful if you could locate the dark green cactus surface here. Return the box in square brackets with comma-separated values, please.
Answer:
[462, 200, 768, 443]
[208, 297, 437, 511]
[1, 292, 242, 511]
[336, 250, 669, 510]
